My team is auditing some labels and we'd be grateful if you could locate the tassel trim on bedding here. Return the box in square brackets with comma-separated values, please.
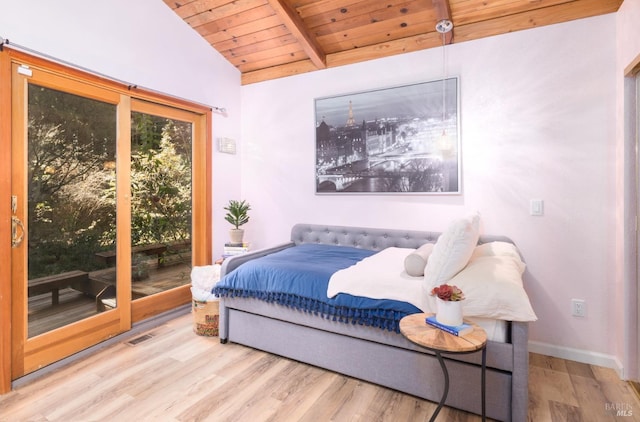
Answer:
[213, 287, 405, 333]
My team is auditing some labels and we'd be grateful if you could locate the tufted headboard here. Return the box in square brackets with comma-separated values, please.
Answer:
[291, 223, 514, 251]
[221, 223, 515, 276]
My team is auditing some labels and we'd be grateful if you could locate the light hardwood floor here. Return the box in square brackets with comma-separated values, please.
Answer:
[1, 311, 639, 422]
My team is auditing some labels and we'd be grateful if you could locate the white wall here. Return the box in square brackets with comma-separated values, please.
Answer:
[0, 0, 243, 259]
[241, 15, 619, 367]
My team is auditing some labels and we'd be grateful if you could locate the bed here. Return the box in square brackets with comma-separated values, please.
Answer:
[215, 222, 534, 421]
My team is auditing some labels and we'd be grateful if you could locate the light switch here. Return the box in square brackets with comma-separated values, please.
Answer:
[530, 199, 544, 216]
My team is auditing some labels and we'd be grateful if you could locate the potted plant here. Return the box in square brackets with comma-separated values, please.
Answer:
[431, 283, 465, 326]
[224, 199, 251, 244]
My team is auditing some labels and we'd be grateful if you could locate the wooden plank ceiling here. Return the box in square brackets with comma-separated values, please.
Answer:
[163, 0, 623, 85]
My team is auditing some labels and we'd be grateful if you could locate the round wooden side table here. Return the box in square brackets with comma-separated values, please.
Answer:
[399, 312, 487, 422]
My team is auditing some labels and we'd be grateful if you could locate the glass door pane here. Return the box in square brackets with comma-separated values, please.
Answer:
[129, 111, 192, 300]
[27, 84, 117, 337]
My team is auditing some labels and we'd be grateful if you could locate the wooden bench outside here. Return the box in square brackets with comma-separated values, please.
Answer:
[94, 241, 191, 267]
[94, 244, 169, 267]
[28, 270, 89, 306]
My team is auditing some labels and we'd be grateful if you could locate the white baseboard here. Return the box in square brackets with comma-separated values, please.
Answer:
[528, 341, 625, 379]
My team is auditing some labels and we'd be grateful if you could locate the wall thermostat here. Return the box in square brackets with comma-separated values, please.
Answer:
[218, 137, 236, 154]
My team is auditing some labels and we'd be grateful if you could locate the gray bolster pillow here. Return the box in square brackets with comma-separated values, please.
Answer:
[404, 243, 435, 277]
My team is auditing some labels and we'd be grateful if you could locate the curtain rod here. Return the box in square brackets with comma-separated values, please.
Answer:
[0, 36, 226, 114]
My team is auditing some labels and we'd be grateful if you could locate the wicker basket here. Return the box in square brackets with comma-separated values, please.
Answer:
[192, 298, 219, 336]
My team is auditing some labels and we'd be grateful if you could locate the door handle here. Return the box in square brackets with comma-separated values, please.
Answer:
[11, 215, 25, 248]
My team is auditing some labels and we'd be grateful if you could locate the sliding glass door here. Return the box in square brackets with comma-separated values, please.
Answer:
[11, 64, 128, 377]
[128, 99, 208, 322]
[25, 83, 119, 337]
[8, 54, 210, 379]
[92, 102, 198, 314]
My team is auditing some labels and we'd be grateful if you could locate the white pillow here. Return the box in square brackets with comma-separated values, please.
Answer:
[424, 213, 480, 288]
[472, 241, 522, 263]
[449, 255, 537, 321]
[404, 243, 434, 276]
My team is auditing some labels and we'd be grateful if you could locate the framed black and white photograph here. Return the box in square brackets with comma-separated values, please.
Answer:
[315, 78, 460, 194]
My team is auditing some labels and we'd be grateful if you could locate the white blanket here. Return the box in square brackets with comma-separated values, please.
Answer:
[327, 247, 431, 312]
[326, 246, 518, 342]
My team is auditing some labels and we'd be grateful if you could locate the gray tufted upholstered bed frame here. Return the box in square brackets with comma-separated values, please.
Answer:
[218, 223, 529, 421]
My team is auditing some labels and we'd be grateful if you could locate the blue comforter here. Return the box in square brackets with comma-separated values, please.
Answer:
[213, 244, 421, 332]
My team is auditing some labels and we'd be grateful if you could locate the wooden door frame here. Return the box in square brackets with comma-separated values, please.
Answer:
[636, 65, 640, 388]
[0, 47, 212, 392]
[624, 55, 640, 384]
[0, 48, 13, 394]
[129, 99, 212, 322]
[11, 61, 132, 378]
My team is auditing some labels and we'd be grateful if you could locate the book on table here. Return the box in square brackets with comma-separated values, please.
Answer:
[425, 315, 474, 337]
[223, 242, 250, 257]
[224, 242, 250, 248]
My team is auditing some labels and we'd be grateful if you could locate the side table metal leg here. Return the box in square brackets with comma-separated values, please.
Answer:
[481, 347, 486, 421]
[430, 351, 449, 422]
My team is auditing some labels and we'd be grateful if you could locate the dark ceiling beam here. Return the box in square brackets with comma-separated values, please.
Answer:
[432, 0, 454, 44]
[267, 0, 327, 69]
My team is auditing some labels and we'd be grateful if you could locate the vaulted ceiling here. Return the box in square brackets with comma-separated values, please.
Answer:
[163, 0, 623, 85]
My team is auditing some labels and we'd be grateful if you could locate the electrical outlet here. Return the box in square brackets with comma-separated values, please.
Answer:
[572, 299, 586, 317]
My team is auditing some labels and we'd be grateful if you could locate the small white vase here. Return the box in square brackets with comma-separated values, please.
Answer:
[436, 298, 463, 326]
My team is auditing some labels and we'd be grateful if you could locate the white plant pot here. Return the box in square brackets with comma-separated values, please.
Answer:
[436, 298, 463, 326]
[229, 228, 244, 244]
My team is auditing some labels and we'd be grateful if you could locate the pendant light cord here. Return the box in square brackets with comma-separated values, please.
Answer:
[441, 30, 446, 130]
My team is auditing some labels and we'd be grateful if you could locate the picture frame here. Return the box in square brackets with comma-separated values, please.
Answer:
[315, 78, 460, 194]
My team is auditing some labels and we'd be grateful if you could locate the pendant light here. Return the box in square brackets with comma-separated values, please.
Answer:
[435, 19, 453, 156]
